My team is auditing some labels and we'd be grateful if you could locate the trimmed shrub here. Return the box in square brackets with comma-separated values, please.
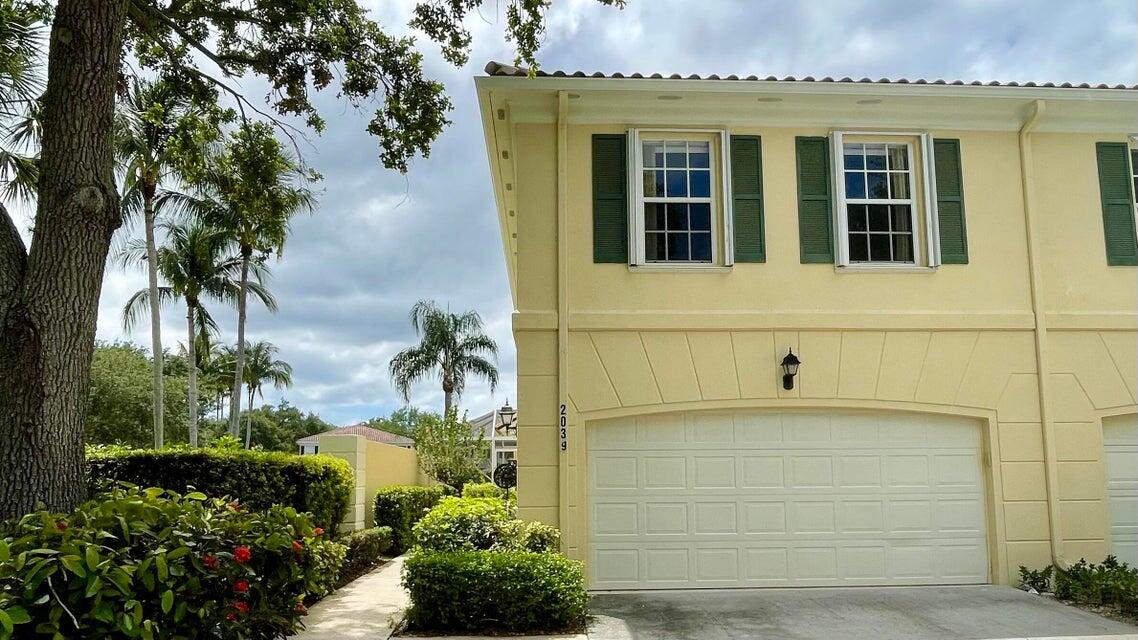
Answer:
[337, 527, 393, 587]
[87, 448, 353, 535]
[402, 550, 587, 634]
[1019, 565, 1054, 592]
[0, 484, 345, 639]
[373, 485, 449, 554]
[1054, 556, 1138, 607]
[413, 497, 510, 551]
[461, 482, 503, 499]
[498, 520, 561, 553]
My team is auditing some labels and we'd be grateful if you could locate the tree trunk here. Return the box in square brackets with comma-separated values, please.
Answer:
[143, 176, 164, 449]
[186, 304, 199, 447]
[0, 0, 128, 519]
[244, 386, 254, 449]
[227, 249, 250, 437]
[443, 374, 454, 417]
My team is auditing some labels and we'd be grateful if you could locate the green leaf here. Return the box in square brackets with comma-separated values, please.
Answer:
[165, 546, 189, 560]
[5, 607, 29, 625]
[84, 545, 100, 571]
[161, 590, 173, 614]
[85, 576, 103, 598]
[0, 610, 12, 635]
[185, 492, 207, 501]
[61, 554, 86, 577]
[0, 540, 8, 563]
[155, 553, 168, 581]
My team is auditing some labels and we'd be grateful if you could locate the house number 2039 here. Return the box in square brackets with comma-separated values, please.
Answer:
[559, 404, 568, 451]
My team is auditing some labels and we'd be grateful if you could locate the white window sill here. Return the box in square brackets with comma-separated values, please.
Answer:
[629, 264, 733, 273]
[836, 264, 937, 274]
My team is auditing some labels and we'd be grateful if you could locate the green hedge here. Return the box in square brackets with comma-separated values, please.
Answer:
[373, 485, 449, 554]
[402, 550, 587, 634]
[461, 482, 503, 499]
[414, 497, 560, 553]
[337, 527, 393, 587]
[87, 448, 353, 535]
[0, 484, 345, 639]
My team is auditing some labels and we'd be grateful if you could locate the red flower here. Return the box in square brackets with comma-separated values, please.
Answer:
[232, 601, 250, 614]
[54, 520, 68, 531]
[312, 527, 324, 537]
[294, 603, 308, 616]
[291, 540, 304, 554]
[233, 546, 252, 564]
[227, 501, 241, 512]
[225, 613, 238, 622]
[233, 579, 249, 593]
[202, 554, 219, 570]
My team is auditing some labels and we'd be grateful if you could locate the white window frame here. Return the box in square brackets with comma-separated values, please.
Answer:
[831, 131, 941, 269]
[628, 128, 734, 267]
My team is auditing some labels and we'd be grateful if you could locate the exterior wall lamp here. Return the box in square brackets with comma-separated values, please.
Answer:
[780, 348, 801, 390]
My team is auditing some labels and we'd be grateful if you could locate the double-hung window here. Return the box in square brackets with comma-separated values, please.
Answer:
[630, 129, 730, 266]
[831, 132, 939, 268]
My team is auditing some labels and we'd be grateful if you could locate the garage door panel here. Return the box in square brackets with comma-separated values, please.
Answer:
[1104, 415, 1138, 567]
[589, 410, 990, 589]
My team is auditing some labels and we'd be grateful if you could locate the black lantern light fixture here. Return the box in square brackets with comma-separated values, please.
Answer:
[497, 399, 517, 436]
[780, 348, 801, 390]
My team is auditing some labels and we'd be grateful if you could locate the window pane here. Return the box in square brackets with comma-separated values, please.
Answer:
[868, 205, 889, 231]
[689, 141, 710, 168]
[690, 169, 711, 197]
[644, 203, 666, 231]
[666, 203, 688, 231]
[847, 204, 867, 232]
[890, 205, 912, 232]
[892, 234, 914, 262]
[849, 234, 869, 262]
[867, 172, 888, 198]
[645, 232, 666, 261]
[889, 173, 910, 199]
[865, 145, 887, 170]
[644, 170, 664, 197]
[845, 172, 866, 198]
[887, 145, 908, 170]
[690, 232, 712, 261]
[869, 234, 891, 261]
[667, 233, 689, 261]
[643, 142, 664, 168]
[689, 203, 711, 230]
[665, 170, 688, 197]
[844, 145, 865, 169]
[665, 141, 687, 168]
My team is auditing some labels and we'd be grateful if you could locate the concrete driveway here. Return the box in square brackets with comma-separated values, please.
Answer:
[588, 586, 1138, 640]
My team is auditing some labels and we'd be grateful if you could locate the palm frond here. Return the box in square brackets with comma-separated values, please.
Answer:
[121, 286, 176, 331]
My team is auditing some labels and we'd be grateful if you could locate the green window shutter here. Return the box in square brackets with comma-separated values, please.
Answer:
[731, 135, 765, 262]
[933, 139, 969, 264]
[795, 136, 834, 263]
[1095, 142, 1137, 266]
[592, 134, 628, 263]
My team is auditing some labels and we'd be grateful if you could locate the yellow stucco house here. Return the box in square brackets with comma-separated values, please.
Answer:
[475, 62, 1138, 590]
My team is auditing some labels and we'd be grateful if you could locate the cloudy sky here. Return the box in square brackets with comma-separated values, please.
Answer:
[81, 0, 1137, 426]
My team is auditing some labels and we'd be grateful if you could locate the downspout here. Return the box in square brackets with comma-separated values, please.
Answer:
[1018, 99, 1067, 570]
[556, 90, 570, 548]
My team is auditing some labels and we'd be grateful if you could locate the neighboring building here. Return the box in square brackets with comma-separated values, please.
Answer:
[296, 424, 414, 455]
[476, 62, 1138, 591]
[470, 400, 519, 472]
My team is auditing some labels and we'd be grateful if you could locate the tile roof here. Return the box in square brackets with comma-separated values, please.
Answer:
[295, 424, 414, 447]
[483, 61, 1138, 90]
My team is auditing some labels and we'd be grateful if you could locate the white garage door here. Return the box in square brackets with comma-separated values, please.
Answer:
[1104, 415, 1138, 567]
[587, 410, 989, 589]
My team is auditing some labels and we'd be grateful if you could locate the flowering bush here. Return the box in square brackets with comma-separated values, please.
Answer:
[0, 484, 345, 639]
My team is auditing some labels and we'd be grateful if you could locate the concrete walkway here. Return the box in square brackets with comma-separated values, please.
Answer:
[293, 556, 408, 639]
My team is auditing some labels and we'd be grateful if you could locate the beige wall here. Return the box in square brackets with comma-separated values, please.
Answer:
[508, 121, 1138, 585]
[317, 434, 430, 531]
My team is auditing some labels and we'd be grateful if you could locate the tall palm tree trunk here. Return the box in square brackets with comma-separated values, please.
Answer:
[186, 304, 199, 447]
[227, 250, 250, 437]
[143, 178, 164, 449]
[244, 385, 255, 448]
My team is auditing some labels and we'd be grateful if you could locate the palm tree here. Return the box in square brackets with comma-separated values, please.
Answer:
[176, 122, 315, 437]
[114, 77, 212, 449]
[389, 300, 499, 415]
[240, 340, 293, 448]
[0, 6, 43, 203]
[120, 220, 276, 446]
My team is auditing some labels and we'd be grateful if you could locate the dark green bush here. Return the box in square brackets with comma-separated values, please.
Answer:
[413, 497, 510, 551]
[87, 448, 353, 535]
[337, 527, 393, 587]
[1053, 556, 1138, 607]
[1019, 564, 1054, 592]
[373, 485, 449, 554]
[402, 550, 587, 633]
[0, 484, 345, 640]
